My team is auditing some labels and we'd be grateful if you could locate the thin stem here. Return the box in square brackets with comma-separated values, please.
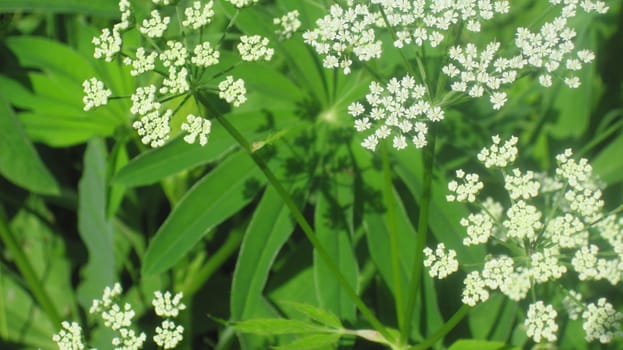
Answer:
[0, 211, 62, 326]
[410, 304, 470, 350]
[382, 143, 405, 337]
[180, 229, 243, 297]
[401, 130, 437, 343]
[211, 108, 394, 344]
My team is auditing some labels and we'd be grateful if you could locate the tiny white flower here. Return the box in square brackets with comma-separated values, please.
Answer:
[525, 301, 558, 343]
[139, 10, 170, 38]
[218, 76, 247, 107]
[82, 77, 112, 111]
[238, 35, 274, 61]
[181, 114, 212, 146]
[182, 1, 215, 29]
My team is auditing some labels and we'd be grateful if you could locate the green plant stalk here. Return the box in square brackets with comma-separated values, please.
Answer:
[0, 211, 62, 326]
[180, 229, 243, 297]
[401, 131, 437, 343]
[214, 112, 395, 344]
[410, 304, 470, 350]
[382, 143, 405, 336]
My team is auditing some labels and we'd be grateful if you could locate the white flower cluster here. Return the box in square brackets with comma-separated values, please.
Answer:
[443, 42, 524, 109]
[52, 321, 86, 350]
[53, 284, 186, 350]
[423, 243, 459, 279]
[525, 301, 559, 343]
[226, 0, 259, 8]
[87, 0, 271, 148]
[304, 0, 510, 73]
[181, 114, 212, 146]
[439, 0, 608, 109]
[348, 75, 444, 151]
[237, 35, 274, 61]
[218, 76, 247, 107]
[82, 77, 112, 111]
[274, 10, 301, 40]
[89, 283, 147, 350]
[152, 291, 186, 349]
[303, 3, 382, 74]
[434, 135, 623, 344]
[182, 1, 214, 29]
[371, 0, 510, 48]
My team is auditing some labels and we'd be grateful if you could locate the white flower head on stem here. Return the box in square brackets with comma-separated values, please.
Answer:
[423, 243, 459, 279]
[218, 76, 247, 107]
[582, 298, 623, 343]
[182, 1, 215, 29]
[237, 35, 274, 61]
[139, 9, 170, 38]
[274, 10, 301, 39]
[92, 28, 122, 62]
[152, 291, 186, 318]
[52, 321, 86, 350]
[525, 301, 559, 343]
[133, 109, 172, 148]
[182, 114, 212, 146]
[349, 75, 443, 151]
[192, 42, 220, 67]
[154, 320, 184, 349]
[477, 135, 518, 168]
[82, 77, 112, 111]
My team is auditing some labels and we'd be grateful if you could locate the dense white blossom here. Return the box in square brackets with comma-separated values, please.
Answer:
[133, 109, 172, 147]
[92, 28, 122, 61]
[238, 35, 274, 61]
[348, 75, 443, 151]
[274, 10, 301, 39]
[139, 10, 170, 38]
[181, 114, 212, 146]
[218, 76, 247, 107]
[477, 135, 518, 168]
[525, 301, 558, 343]
[192, 42, 220, 67]
[225, 0, 258, 8]
[303, 4, 381, 74]
[82, 77, 112, 111]
[182, 1, 214, 29]
[123, 48, 157, 76]
[423, 243, 459, 279]
[52, 322, 85, 350]
[447, 169, 484, 203]
[154, 320, 184, 349]
[582, 298, 623, 343]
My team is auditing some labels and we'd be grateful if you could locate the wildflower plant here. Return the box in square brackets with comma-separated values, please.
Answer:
[431, 135, 623, 345]
[0, 0, 620, 350]
[52, 284, 185, 350]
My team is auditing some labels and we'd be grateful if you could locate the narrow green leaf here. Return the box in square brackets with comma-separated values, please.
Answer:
[448, 339, 519, 350]
[142, 150, 265, 275]
[234, 319, 328, 336]
[0, 97, 60, 195]
[274, 333, 342, 350]
[231, 187, 296, 320]
[0, 0, 119, 17]
[282, 302, 343, 330]
[6, 36, 97, 83]
[592, 133, 623, 185]
[313, 192, 358, 323]
[114, 109, 274, 187]
[77, 139, 115, 307]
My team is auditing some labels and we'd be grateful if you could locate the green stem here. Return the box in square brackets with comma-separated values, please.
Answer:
[401, 131, 437, 343]
[180, 229, 243, 297]
[410, 304, 470, 350]
[0, 211, 62, 326]
[213, 111, 394, 344]
[382, 143, 405, 337]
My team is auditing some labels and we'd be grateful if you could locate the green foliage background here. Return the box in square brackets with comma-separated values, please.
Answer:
[0, 0, 622, 349]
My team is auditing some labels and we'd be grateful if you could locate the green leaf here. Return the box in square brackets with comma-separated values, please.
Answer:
[77, 139, 116, 307]
[592, 132, 623, 185]
[0, 0, 119, 17]
[274, 333, 342, 350]
[0, 97, 60, 195]
[313, 191, 358, 323]
[114, 109, 273, 187]
[281, 302, 343, 330]
[234, 319, 329, 336]
[6, 36, 97, 82]
[231, 187, 296, 320]
[448, 339, 519, 350]
[142, 150, 265, 275]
